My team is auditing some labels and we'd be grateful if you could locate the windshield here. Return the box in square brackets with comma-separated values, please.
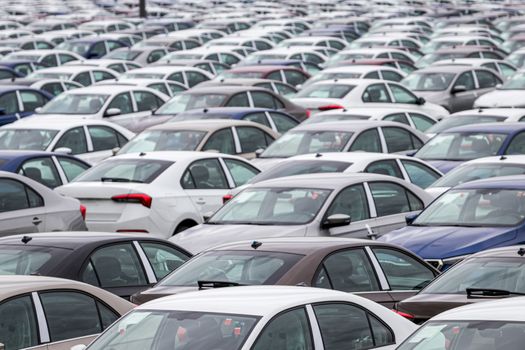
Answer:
[39, 93, 109, 114]
[0, 129, 57, 150]
[415, 132, 506, 161]
[398, 320, 525, 350]
[87, 310, 258, 350]
[119, 130, 206, 154]
[501, 73, 525, 90]
[0, 246, 65, 275]
[57, 42, 90, 55]
[431, 163, 525, 188]
[295, 84, 355, 98]
[250, 160, 351, 183]
[75, 159, 173, 183]
[417, 52, 464, 67]
[507, 52, 525, 68]
[155, 94, 227, 114]
[426, 116, 505, 134]
[209, 187, 331, 225]
[402, 72, 455, 91]
[106, 50, 141, 60]
[261, 130, 353, 158]
[159, 250, 303, 286]
[413, 188, 525, 227]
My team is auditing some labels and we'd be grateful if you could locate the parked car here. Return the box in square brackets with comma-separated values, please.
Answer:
[103, 46, 169, 65]
[0, 85, 53, 125]
[57, 38, 128, 59]
[197, 78, 298, 97]
[216, 65, 310, 86]
[119, 65, 213, 88]
[474, 70, 525, 108]
[27, 66, 119, 86]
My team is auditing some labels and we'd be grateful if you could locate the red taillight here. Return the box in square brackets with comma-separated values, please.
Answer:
[392, 309, 415, 320]
[318, 104, 344, 111]
[305, 109, 311, 118]
[223, 194, 233, 204]
[80, 205, 86, 220]
[111, 193, 152, 208]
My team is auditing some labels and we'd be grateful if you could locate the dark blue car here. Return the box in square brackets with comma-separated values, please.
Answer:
[57, 38, 128, 59]
[173, 107, 300, 133]
[0, 86, 53, 126]
[0, 61, 46, 77]
[379, 175, 525, 270]
[415, 123, 525, 173]
[0, 150, 90, 188]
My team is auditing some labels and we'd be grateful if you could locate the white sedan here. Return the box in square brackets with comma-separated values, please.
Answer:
[73, 286, 417, 350]
[56, 151, 261, 237]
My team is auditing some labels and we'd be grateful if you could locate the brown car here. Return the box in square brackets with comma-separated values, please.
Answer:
[131, 237, 439, 308]
[217, 65, 311, 86]
[395, 245, 525, 324]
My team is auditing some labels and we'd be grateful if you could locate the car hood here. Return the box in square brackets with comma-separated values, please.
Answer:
[379, 226, 517, 259]
[170, 224, 307, 254]
[474, 90, 525, 108]
[425, 160, 464, 173]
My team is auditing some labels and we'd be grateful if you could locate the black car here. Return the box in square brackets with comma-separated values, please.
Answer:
[0, 232, 191, 299]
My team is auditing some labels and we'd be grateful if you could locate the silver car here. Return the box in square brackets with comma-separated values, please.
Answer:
[171, 173, 433, 253]
[0, 171, 86, 235]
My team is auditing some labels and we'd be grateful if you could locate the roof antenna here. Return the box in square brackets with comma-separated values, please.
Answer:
[519, 248, 525, 256]
[500, 155, 507, 160]
[315, 153, 322, 157]
[251, 241, 262, 249]
[21, 236, 32, 244]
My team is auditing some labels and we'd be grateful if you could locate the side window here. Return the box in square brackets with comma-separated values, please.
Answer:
[382, 127, 418, 152]
[251, 91, 278, 109]
[133, 91, 163, 112]
[107, 93, 133, 114]
[505, 131, 525, 155]
[139, 242, 189, 279]
[252, 308, 313, 350]
[39, 291, 104, 341]
[315, 249, 379, 292]
[482, 62, 498, 72]
[363, 71, 380, 79]
[454, 71, 475, 90]
[269, 112, 298, 133]
[0, 70, 14, 80]
[88, 126, 121, 151]
[108, 64, 125, 73]
[236, 126, 270, 153]
[20, 91, 48, 112]
[225, 92, 250, 107]
[0, 296, 38, 349]
[90, 42, 107, 58]
[85, 243, 148, 287]
[19, 157, 62, 188]
[186, 71, 209, 87]
[93, 70, 115, 82]
[273, 83, 297, 97]
[41, 82, 64, 97]
[181, 158, 229, 189]
[409, 113, 435, 132]
[0, 92, 19, 114]
[59, 54, 78, 64]
[372, 248, 435, 290]
[195, 63, 212, 74]
[202, 128, 236, 154]
[361, 83, 391, 103]
[73, 72, 91, 86]
[401, 159, 441, 188]
[349, 128, 382, 152]
[147, 50, 165, 63]
[266, 71, 282, 81]
[41, 54, 58, 67]
[58, 157, 90, 182]
[224, 158, 259, 186]
[54, 127, 88, 155]
[383, 112, 409, 125]
[498, 63, 516, 78]
[325, 185, 369, 222]
[389, 84, 417, 104]
[369, 181, 423, 216]
[167, 72, 184, 84]
[243, 112, 270, 127]
[149, 83, 169, 96]
[283, 70, 307, 86]
[381, 70, 404, 82]
[475, 70, 501, 89]
[14, 63, 33, 76]
[365, 160, 403, 179]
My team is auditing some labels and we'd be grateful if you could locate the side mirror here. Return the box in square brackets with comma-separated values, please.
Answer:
[70, 345, 87, 350]
[255, 148, 264, 158]
[55, 147, 72, 155]
[416, 96, 426, 105]
[104, 108, 121, 117]
[34, 107, 42, 113]
[405, 213, 419, 225]
[451, 85, 467, 94]
[111, 147, 120, 156]
[322, 214, 351, 229]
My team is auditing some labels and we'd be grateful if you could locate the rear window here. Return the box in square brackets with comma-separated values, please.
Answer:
[250, 160, 351, 184]
[0, 246, 68, 275]
[75, 159, 173, 183]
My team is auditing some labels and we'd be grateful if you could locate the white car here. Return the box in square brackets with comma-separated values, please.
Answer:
[97, 78, 187, 97]
[64, 59, 143, 73]
[325, 48, 419, 67]
[4, 49, 84, 67]
[303, 65, 406, 87]
[27, 65, 119, 86]
[278, 36, 348, 50]
[120, 65, 213, 88]
[396, 297, 525, 350]
[0, 118, 135, 164]
[158, 47, 244, 66]
[74, 286, 417, 350]
[56, 151, 261, 237]
[474, 70, 525, 108]
[242, 47, 328, 65]
[432, 58, 517, 80]
[422, 35, 500, 54]
[291, 79, 449, 119]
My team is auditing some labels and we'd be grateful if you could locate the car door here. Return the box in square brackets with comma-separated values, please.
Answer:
[52, 127, 89, 159]
[312, 248, 394, 305]
[201, 127, 236, 154]
[448, 71, 477, 112]
[234, 126, 274, 159]
[361, 83, 393, 107]
[0, 177, 46, 235]
[364, 160, 404, 180]
[348, 128, 384, 153]
[399, 159, 442, 188]
[180, 158, 231, 215]
[18, 156, 63, 188]
[225, 92, 250, 107]
[0, 91, 21, 125]
[103, 92, 135, 126]
[267, 111, 299, 133]
[86, 125, 128, 164]
[381, 126, 424, 154]
[137, 241, 190, 280]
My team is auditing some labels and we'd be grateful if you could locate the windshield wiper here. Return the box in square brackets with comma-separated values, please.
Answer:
[100, 177, 144, 183]
[466, 288, 525, 298]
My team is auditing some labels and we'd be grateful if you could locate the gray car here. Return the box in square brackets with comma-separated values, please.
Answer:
[0, 171, 86, 235]
[402, 65, 503, 113]
[170, 173, 433, 254]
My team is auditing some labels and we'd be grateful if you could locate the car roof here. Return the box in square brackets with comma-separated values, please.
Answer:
[461, 155, 525, 165]
[445, 122, 525, 133]
[0, 85, 40, 93]
[289, 151, 414, 163]
[64, 84, 151, 94]
[0, 150, 77, 160]
[5, 117, 125, 130]
[252, 172, 399, 189]
[455, 175, 525, 190]
[179, 107, 278, 116]
[414, 64, 475, 73]
[227, 65, 298, 73]
[149, 119, 267, 131]
[185, 85, 269, 94]
[0, 275, 102, 295]
[432, 296, 525, 322]
[450, 108, 525, 119]
[295, 120, 405, 131]
[469, 244, 525, 259]
[113, 150, 239, 162]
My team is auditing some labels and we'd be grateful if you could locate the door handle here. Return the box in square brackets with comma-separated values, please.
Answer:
[32, 217, 42, 225]
[196, 199, 206, 205]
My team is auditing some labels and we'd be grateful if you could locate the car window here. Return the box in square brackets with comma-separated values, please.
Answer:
[0, 69, 14, 80]
[224, 158, 259, 186]
[20, 91, 48, 112]
[58, 157, 89, 182]
[148, 83, 169, 96]
[475, 70, 501, 89]
[314, 303, 393, 350]
[93, 70, 115, 82]
[14, 63, 32, 76]
[41, 82, 64, 96]
[108, 63, 125, 73]
[369, 181, 423, 216]
[85, 243, 148, 287]
[139, 242, 189, 279]
[401, 159, 441, 188]
[498, 63, 516, 78]
[19, 157, 61, 188]
[243, 112, 270, 127]
[147, 50, 165, 63]
[167, 72, 184, 84]
[284, 70, 307, 86]
[54, 127, 88, 154]
[389, 84, 418, 104]
[362, 83, 391, 102]
[64, 82, 81, 90]
[195, 63, 212, 74]
[349, 128, 382, 152]
[0, 91, 19, 114]
[59, 53, 78, 64]
[381, 70, 403, 82]
[90, 42, 106, 57]
[482, 62, 498, 72]
[202, 128, 235, 154]
[186, 71, 209, 87]
[73, 71, 91, 86]
[236, 126, 270, 153]
[383, 127, 421, 152]
[365, 160, 403, 179]
[409, 113, 435, 131]
[168, 83, 186, 95]
[269, 112, 298, 133]
[181, 158, 229, 189]
[225, 92, 250, 107]
[133, 91, 163, 112]
[41, 54, 58, 67]
[251, 91, 279, 109]
[315, 249, 379, 292]
[88, 125, 123, 151]
[0, 296, 38, 349]
[107, 92, 133, 114]
[372, 247, 435, 290]
[454, 71, 475, 90]
[384, 112, 409, 125]
[363, 71, 380, 79]
[505, 131, 525, 155]
[39, 291, 104, 342]
[266, 71, 282, 81]
[252, 308, 313, 350]
[326, 184, 370, 222]
[273, 82, 297, 97]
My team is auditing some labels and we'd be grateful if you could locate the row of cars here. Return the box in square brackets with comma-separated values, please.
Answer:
[2, 0, 525, 349]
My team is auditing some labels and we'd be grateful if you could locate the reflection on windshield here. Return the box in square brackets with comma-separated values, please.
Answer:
[0, 129, 57, 150]
[119, 130, 206, 154]
[39, 94, 109, 114]
[431, 163, 525, 188]
[402, 72, 455, 91]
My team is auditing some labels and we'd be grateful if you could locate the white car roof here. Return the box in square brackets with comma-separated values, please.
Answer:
[319, 65, 399, 74]
[450, 108, 525, 119]
[282, 36, 345, 43]
[317, 106, 432, 117]
[112, 150, 249, 163]
[431, 297, 525, 322]
[337, 47, 410, 55]
[432, 58, 509, 67]
[31, 66, 115, 74]
[306, 78, 384, 86]
[432, 35, 488, 42]
[64, 59, 140, 67]
[62, 84, 161, 95]
[458, 154, 525, 165]
[289, 151, 415, 163]
[122, 65, 205, 74]
[4, 117, 132, 131]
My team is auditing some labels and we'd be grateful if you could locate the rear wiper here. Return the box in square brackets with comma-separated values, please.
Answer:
[100, 177, 144, 183]
[466, 288, 525, 298]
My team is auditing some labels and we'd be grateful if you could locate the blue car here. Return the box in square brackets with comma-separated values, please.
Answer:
[0, 86, 53, 126]
[0, 66, 23, 81]
[415, 123, 525, 173]
[57, 38, 128, 59]
[173, 107, 300, 134]
[0, 151, 90, 188]
[0, 61, 47, 77]
[379, 175, 525, 270]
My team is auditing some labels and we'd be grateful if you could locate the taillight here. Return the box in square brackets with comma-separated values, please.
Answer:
[392, 309, 415, 320]
[223, 194, 233, 204]
[80, 205, 86, 220]
[111, 193, 152, 208]
[318, 104, 344, 111]
[305, 109, 311, 118]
